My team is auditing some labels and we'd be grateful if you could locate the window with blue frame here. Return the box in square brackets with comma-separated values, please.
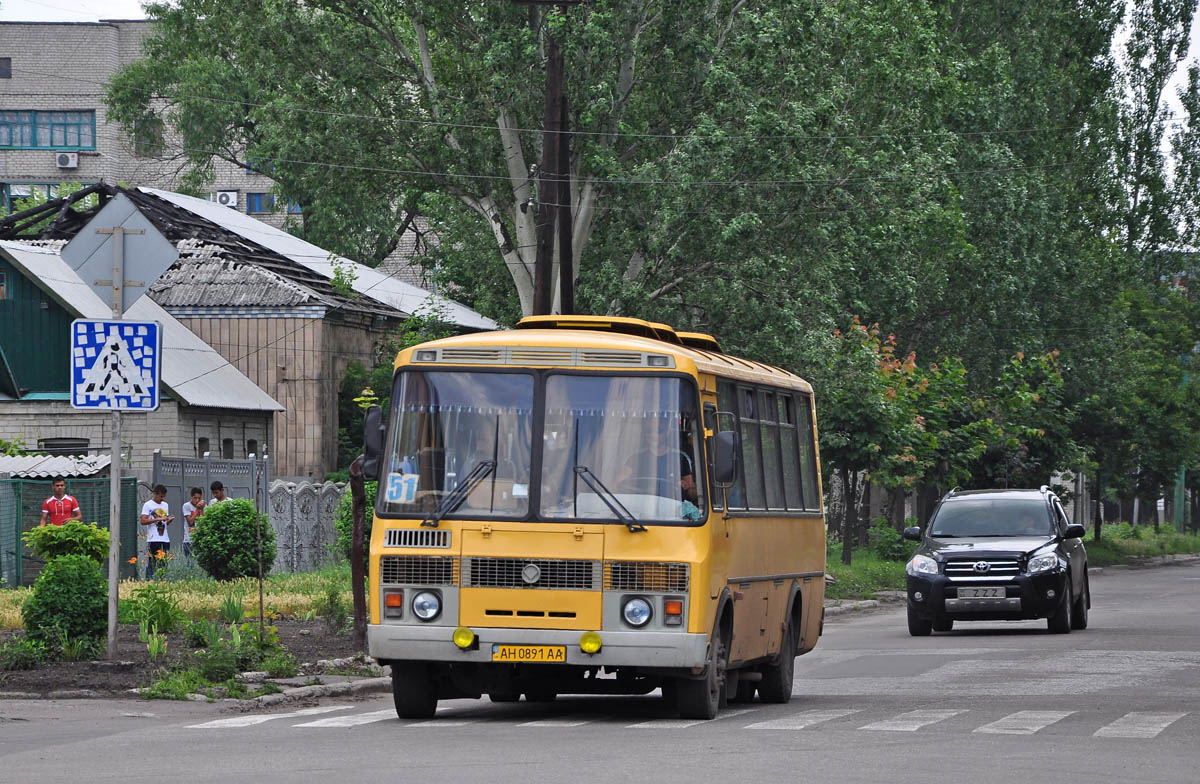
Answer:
[0, 110, 96, 149]
[246, 192, 274, 213]
[286, 201, 302, 215]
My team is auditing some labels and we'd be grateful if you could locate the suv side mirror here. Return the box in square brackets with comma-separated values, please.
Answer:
[713, 430, 740, 487]
[361, 405, 385, 482]
[1063, 523, 1086, 539]
[902, 526, 922, 542]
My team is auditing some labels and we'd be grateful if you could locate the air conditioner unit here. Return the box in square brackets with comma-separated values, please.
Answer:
[56, 151, 79, 169]
[214, 190, 238, 208]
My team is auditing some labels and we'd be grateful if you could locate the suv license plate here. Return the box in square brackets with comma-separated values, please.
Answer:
[491, 645, 567, 663]
[958, 587, 1004, 599]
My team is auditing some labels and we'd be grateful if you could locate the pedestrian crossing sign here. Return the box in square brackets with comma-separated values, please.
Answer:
[70, 319, 161, 411]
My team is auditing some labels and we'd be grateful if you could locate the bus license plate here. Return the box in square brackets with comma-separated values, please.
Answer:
[491, 645, 567, 663]
[958, 587, 1004, 599]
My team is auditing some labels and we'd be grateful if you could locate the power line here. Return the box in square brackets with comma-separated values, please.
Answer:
[10, 66, 1190, 144]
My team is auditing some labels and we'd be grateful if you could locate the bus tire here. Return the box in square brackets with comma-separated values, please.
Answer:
[758, 616, 796, 704]
[676, 623, 727, 719]
[391, 661, 437, 719]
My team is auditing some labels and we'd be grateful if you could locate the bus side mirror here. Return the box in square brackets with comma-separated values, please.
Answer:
[362, 405, 385, 482]
[902, 526, 922, 541]
[713, 430, 740, 487]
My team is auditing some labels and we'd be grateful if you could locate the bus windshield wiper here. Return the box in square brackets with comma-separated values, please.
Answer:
[421, 460, 495, 528]
[573, 465, 645, 533]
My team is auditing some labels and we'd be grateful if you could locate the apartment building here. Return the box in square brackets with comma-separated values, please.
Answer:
[0, 20, 285, 223]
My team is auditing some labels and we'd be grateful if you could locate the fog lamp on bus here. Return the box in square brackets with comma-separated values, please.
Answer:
[411, 590, 441, 621]
[453, 626, 476, 650]
[663, 599, 684, 626]
[579, 631, 602, 654]
[384, 591, 404, 618]
[622, 597, 653, 627]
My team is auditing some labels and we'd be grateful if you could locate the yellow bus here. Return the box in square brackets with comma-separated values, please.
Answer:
[362, 315, 826, 719]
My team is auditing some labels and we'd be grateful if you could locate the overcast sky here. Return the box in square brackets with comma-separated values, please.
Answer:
[1, 0, 1198, 122]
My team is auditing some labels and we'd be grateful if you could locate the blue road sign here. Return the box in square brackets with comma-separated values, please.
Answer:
[71, 319, 161, 411]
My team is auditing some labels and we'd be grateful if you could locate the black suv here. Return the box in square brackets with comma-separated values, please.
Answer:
[902, 487, 1090, 635]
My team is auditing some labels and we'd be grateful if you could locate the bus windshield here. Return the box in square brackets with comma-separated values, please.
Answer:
[540, 374, 704, 524]
[379, 371, 534, 518]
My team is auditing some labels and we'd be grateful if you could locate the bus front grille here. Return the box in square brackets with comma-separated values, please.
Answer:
[379, 555, 458, 585]
[384, 528, 451, 549]
[463, 557, 600, 590]
[605, 561, 690, 593]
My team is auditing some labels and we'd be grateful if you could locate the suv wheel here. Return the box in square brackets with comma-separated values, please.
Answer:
[907, 605, 933, 636]
[1046, 584, 1072, 634]
[1070, 574, 1089, 630]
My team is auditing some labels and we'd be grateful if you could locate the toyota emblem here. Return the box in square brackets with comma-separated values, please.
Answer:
[521, 563, 542, 584]
[973, 560, 991, 574]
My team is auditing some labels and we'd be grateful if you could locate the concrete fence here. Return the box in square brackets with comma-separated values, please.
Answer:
[267, 480, 345, 573]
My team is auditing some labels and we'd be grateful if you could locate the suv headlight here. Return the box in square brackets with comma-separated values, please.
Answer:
[907, 554, 939, 576]
[1026, 552, 1061, 574]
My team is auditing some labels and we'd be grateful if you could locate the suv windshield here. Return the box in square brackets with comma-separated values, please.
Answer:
[379, 371, 533, 518]
[540, 374, 704, 523]
[929, 498, 1053, 538]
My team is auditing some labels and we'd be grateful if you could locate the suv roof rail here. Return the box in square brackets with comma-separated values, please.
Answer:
[945, 486, 961, 498]
[1039, 484, 1050, 493]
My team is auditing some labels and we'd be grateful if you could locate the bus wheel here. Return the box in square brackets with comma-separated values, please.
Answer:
[758, 617, 795, 704]
[391, 662, 437, 719]
[677, 625, 727, 719]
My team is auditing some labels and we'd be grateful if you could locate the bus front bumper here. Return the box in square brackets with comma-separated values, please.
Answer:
[369, 624, 710, 669]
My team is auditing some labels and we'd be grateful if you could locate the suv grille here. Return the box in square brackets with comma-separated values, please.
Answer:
[944, 558, 1020, 579]
[462, 557, 599, 590]
[379, 556, 458, 585]
[605, 561, 690, 592]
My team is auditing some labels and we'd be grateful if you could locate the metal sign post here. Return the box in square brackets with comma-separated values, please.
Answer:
[66, 199, 176, 659]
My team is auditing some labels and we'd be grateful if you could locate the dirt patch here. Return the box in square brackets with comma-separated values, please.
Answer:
[0, 619, 365, 697]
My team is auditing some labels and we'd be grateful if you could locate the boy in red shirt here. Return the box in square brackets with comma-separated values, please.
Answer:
[40, 476, 82, 526]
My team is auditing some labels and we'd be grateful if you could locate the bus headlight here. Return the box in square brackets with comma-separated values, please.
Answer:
[412, 591, 442, 621]
[622, 597, 653, 627]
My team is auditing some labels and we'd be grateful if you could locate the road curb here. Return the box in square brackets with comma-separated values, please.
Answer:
[240, 676, 391, 709]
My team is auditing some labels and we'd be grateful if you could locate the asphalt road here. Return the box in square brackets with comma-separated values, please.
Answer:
[3, 560, 1198, 784]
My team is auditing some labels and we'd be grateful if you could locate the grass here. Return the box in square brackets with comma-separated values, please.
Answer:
[824, 548, 908, 600]
[0, 565, 353, 630]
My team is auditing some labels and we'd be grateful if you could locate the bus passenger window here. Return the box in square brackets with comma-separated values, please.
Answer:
[778, 395, 803, 510]
[739, 386, 765, 509]
[760, 390, 785, 509]
[797, 394, 819, 509]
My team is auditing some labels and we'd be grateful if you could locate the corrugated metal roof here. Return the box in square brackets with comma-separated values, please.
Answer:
[140, 188, 498, 331]
[151, 255, 316, 307]
[0, 240, 284, 412]
[0, 453, 110, 478]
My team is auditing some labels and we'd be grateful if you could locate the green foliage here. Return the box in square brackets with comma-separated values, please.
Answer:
[319, 587, 350, 636]
[217, 591, 246, 624]
[333, 482, 376, 568]
[823, 545, 908, 601]
[143, 667, 210, 700]
[42, 625, 104, 662]
[262, 651, 299, 678]
[0, 436, 27, 456]
[185, 619, 222, 649]
[0, 635, 47, 671]
[22, 521, 109, 563]
[21, 555, 106, 643]
[1085, 526, 1200, 565]
[868, 518, 915, 562]
[190, 499, 276, 581]
[130, 583, 184, 634]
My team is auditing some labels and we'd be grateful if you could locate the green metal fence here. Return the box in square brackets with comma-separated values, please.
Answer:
[0, 478, 139, 587]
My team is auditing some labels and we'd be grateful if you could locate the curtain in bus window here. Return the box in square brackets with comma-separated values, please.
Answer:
[778, 395, 803, 510]
[541, 375, 702, 522]
[797, 394, 819, 509]
[380, 371, 533, 518]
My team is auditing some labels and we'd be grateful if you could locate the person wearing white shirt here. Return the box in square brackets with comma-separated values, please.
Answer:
[180, 486, 205, 562]
[140, 484, 174, 579]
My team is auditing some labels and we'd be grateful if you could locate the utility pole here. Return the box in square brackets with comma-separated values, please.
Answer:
[516, 0, 582, 315]
[96, 225, 143, 660]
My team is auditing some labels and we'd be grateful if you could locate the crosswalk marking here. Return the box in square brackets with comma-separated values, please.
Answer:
[859, 709, 965, 732]
[627, 708, 755, 729]
[1093, 712, 1187, 739]
[974, 711, 1074, 735]
[295, 709, 397, 728]
[187, 706, 350, 729]
[518, 718, 594, 727]
[408, 720, 480, 727]
[746, 709, 861, 730]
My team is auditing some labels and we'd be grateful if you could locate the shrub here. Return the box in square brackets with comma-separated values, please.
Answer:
[185, 619, 222, 649]
[191, 498, 277, 581]
[319, 587, 350, 635]
[333, 481, 377, 567]
[868, 517, 911, 561]
[143, 667, 210, 700]
[217, 591, 246, 624]
[42, 625, 104, 662]
[263, 651, 299, 678]
[21, 554, 107, 642]
[22, 520, 109, 563]
[195, 647, 241, 683]
[1, 635, 47, 670]
[130, 583, 184, 634]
